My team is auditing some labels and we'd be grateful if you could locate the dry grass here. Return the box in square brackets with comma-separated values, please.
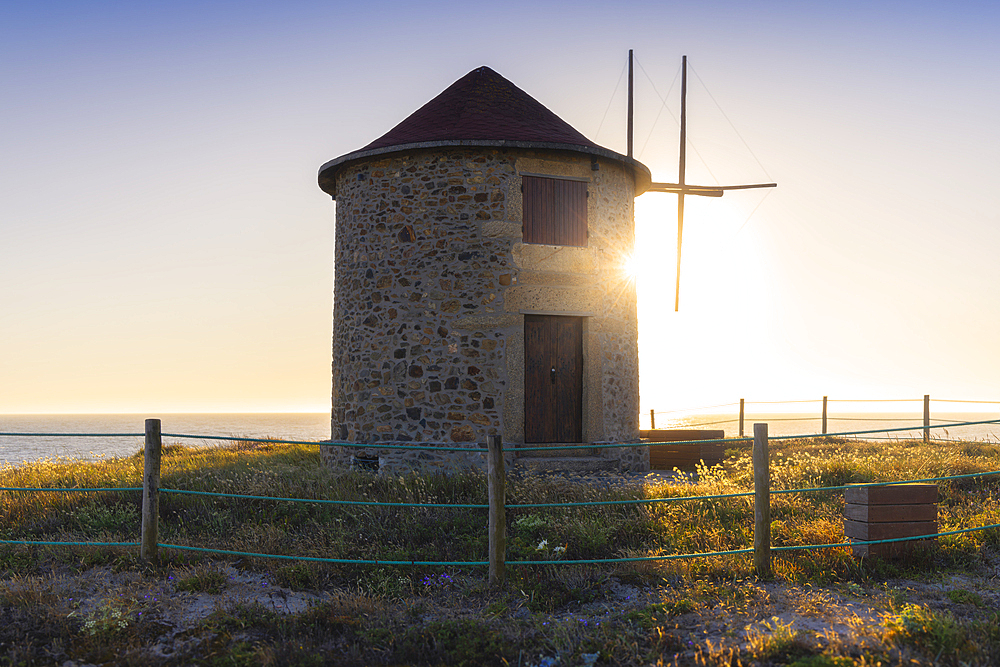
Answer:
[1, 436, 999, 665]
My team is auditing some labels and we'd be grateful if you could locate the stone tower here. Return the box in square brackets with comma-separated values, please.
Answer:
[318, 66, 651, 473]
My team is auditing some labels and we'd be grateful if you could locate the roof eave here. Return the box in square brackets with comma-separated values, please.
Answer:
[318, 139, 652, 199]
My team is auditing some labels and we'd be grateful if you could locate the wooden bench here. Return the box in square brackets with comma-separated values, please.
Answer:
[641, 429, 727, 470]
[844, 483, 937, 558]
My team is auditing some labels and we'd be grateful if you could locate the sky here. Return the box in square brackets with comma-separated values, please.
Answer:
[1, 1, 998, 421]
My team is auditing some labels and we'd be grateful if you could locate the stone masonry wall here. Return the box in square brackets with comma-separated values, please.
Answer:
[321, 147, 646, 473]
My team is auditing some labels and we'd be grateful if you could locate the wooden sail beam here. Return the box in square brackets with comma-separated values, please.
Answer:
[649, 182, 776, 196]
[675, 55, 688, 313]
[712, 183, 778, 191]
[658, 186, 723, 197]
[627, 49, 634, 158]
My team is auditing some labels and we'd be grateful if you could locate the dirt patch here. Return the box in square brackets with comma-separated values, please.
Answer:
[3, 555, 999, 665]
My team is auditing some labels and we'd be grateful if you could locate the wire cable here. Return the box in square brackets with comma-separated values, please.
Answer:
[652, 402, 740, 415]
[595, 55, 629, 144]
[636, 58, 681, 159]
[634, 55, 717, 183]
[688, 62, 773, 182]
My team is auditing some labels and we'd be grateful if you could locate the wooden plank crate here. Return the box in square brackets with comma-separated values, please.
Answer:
[641, 429, 726, 470]
[844, 483, 937, 558]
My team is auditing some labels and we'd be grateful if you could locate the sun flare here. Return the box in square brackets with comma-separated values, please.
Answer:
[622, 254, 640, 280]
[632, 191, 778, 417]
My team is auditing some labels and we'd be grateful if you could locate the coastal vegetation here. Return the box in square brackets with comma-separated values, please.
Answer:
[1, 437, 999, 665]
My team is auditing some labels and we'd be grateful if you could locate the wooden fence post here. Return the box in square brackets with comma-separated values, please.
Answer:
[753, 423, 771, 578]
[739, 399, 745, 437]
[822, 396, 828, 434]
[141, 418, 162, 564]
[650, 409, 656, 430]
[923, 394, 930, 443]
[487, 434, 506, 587]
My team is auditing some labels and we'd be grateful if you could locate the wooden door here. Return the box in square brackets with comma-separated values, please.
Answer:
[524, 315, 583, 443]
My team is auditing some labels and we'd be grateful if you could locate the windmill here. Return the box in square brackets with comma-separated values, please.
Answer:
[627, 51, 776, 311]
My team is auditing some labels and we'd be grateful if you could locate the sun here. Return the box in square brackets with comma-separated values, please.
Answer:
[631, 191, 777, 418]
[622, 254, 640, 281]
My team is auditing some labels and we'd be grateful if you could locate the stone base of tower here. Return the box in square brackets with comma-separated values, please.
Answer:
[607, 443, 650, 472]
[320, 442, 648, 476]
[320, 442, 516, 476]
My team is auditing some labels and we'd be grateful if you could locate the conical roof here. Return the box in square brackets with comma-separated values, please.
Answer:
[360, 66, 600, 150]
[318, 66, 650, 197]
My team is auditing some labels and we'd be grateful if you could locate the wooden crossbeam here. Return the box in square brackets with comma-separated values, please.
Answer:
[649, 182, 776, 196]
[649, 184, 723, 197]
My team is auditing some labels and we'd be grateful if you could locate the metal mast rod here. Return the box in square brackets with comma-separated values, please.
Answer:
[627, 49, 634, 158]
[675, 55, 687, 312]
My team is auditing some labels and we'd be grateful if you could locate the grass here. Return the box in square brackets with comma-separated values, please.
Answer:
[1, 435, 999, 665]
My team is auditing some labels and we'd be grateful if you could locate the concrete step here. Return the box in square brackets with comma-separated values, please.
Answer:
[515, 456, 619, 473]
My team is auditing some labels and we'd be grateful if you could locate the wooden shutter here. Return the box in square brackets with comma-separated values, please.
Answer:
[522, 175, 587, 246]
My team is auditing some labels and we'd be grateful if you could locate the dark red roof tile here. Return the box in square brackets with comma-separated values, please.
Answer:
[360, 66, 601, 151]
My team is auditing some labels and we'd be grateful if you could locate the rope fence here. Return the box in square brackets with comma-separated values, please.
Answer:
[160, 487, 490, 509]
[3, 415, 1000, 584]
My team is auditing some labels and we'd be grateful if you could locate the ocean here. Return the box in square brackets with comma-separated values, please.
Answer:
[0, 413, 331, 467]
[2, 411, 998, 468]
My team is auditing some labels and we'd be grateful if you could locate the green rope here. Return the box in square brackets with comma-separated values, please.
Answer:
[159, 543, 488, 566]
[8, 416, 995, 454]
[160, 470, 1000, 512]
[0, 487, 142, 493]
[507, 489, 753, 509]
[161, 486, 754, 510]
[0, 432, 142, 437]
[2, 470, 990, 514]
[157, 487, 747, 510]
[161, 433, 329, 445]
[162, 521, 999, 568]
[772, 469, 1000, 496]
[7, 526, 997, 570]
[773, 521, 1000, 553]
[163, 433, 492, 452]
[508, 547, 754, 565]
[161, 487, 488, 509]
[157, 543, 753, 566]
[0, 540, 138, 548]
[770, 418, 1000, 442]
[520, 417, 1000, 450]
[505, 468, 1000, 509]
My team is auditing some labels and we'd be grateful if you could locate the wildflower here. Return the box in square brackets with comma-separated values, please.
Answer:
[553, 545, 566, 554]
[535, 539, 548, 551]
